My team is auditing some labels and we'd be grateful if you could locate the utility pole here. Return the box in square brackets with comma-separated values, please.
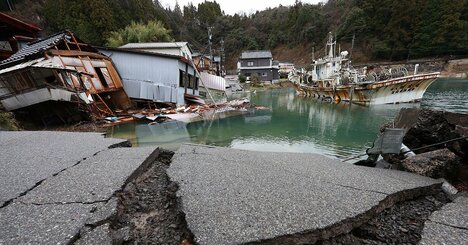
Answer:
[350, 32, 355, 59]
[220, 38, 225, 77]
[208, 26, 213, 72]
[312, 46, 315, 62]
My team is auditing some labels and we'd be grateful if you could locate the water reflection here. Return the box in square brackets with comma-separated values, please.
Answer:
[107, 79, 467, 158]
[422, 79, 468, 113]
[108, 88, 425, 158]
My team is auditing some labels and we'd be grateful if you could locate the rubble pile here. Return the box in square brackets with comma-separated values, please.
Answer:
[383, 108, 468, 188]
[102, 98, 269, 126]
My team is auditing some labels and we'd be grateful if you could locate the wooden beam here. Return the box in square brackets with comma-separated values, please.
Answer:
[46, 50, 110, 60]
[70, 33, 82, 51]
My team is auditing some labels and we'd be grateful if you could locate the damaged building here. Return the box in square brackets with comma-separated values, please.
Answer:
[98, 46, 200, 107]
[0, 31, 130, 126]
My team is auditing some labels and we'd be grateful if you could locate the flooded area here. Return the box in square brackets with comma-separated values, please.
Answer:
[107, 79, 468, 159]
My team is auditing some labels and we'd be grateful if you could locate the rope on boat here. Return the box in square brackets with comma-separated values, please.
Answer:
[342, 135, 468, 162]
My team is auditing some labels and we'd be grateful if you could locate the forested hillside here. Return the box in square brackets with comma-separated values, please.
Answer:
[2, 0, 468, 69]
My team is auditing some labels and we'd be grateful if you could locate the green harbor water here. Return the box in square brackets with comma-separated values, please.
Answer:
[107, 79, 468, 159]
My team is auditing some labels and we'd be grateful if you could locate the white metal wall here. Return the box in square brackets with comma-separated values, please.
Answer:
[199, 72, 226, 91]
[100, 49, 198, 105]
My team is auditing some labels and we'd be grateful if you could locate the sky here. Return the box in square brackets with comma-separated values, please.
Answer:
[159, 0, 324, 16]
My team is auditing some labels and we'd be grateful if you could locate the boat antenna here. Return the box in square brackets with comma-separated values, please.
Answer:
[333, 33, 337, 58]
[312, 46, 315, 62]
[327, 32, 334, 58]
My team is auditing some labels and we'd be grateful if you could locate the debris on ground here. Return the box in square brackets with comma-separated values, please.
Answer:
[100, 98, 269, 127]
[375, 108, 468, 187]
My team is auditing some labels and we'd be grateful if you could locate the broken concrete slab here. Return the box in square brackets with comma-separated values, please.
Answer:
[168, 144, 443, 244]
[0, 131, 128, 206]
[0, 202, 98, 244]
[19, 147, 158, 204]
[419, 222, 468, 244]
[420, 196, 468, 244]
[429, 196, 468, 228]
[0, 131, 159, 244]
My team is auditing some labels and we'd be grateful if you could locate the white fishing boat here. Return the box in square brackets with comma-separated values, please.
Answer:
[295, 33, 440, 105]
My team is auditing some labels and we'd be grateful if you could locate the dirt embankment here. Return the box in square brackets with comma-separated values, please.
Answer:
[439, 59, 468, 78]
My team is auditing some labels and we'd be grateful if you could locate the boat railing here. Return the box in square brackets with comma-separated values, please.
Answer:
[361, 65, 409, 83]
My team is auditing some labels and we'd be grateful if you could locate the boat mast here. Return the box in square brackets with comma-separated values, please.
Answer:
[327, 32, 334, 59]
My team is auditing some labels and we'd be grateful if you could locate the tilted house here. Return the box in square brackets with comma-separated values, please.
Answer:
[238, 50, 279, 83]
[0, 12, 41, 61]
[98, 47, 200, 106]
[192, 52, 211, 72]
[0, 31, 130, 125]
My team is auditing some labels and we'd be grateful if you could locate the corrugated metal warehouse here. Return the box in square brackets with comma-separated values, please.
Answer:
[99, 47, 199, 106]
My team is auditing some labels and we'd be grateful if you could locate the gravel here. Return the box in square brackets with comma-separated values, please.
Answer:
[111, 149, 194, 244]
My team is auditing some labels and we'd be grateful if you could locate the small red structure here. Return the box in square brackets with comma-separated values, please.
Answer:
[0, 12, 41, 61]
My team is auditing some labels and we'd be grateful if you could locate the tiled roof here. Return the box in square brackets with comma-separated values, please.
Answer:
[241, 50, 272, 59]
[0, 31, 70, 68]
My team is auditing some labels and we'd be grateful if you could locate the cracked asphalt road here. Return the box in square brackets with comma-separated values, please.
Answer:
[0, 131, 158, 244]
[168, 144, 445, 244]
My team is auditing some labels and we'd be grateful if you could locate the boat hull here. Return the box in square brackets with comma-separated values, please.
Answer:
[296, 72, 440, 105]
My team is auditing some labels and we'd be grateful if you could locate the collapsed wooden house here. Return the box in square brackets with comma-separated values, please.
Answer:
[0, 31, 130, 125]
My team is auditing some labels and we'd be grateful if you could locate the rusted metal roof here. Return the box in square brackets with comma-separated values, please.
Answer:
[0, 12, 42, 33]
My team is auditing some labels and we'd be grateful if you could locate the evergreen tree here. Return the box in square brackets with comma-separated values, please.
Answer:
[106, 21, 174, 47]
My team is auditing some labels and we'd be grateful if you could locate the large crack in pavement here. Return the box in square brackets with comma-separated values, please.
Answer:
[323, 191, 451, 244]
[0, 156, 93, 209]
[241, 183, 443, 244]
[0, 140, 131, 210]
[430, 221, 468, 231]
[0, 137, 155, 245]
[110, 149, 195, 244]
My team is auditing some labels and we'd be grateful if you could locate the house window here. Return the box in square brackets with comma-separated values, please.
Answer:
[247, 61, 254, 67]
[12, 72, 35, 91]
[179, 70, 185, 87]
[188, 74, 193, 89]
[99, 68, 115, 88]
